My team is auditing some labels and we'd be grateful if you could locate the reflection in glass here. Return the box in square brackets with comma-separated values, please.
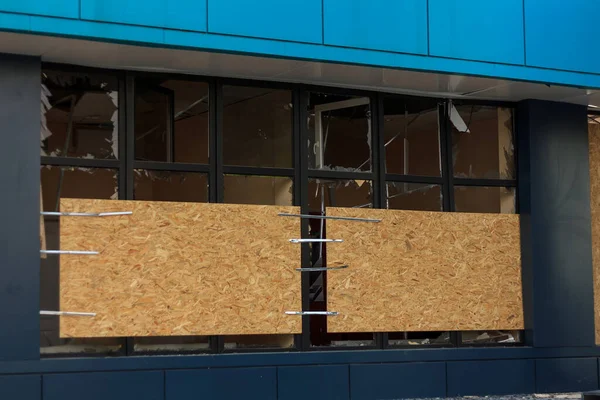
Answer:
[224, 175, 293, 206]
[384, 96, 441, 176]
[308, 93, 371, 172]
[454, 186, 516, 214]
[135, 79, 209, 163]
[40, 166, 122, 355]
[451, 105, 515, 179]
[222, 86, 292, 168]
[134, 170, 208, 203]
[42, 70, 119, 159]
[386, 182, 442, 211]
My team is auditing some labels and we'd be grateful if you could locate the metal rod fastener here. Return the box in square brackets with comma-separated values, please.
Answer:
[40, 311, 96, 317]
[279, 213, 381, 223]
[40, 250, 99, 255]
[289, 239, 343, 244]
[285, 311, 339, 316]
[295, 265, 348, 272]
[41, 211, 133, 217]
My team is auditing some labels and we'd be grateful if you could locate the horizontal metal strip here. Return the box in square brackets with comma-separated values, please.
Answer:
[223, 165, 294, 177]
[133, 161, 210, 173]
[41, 157, 119, 168]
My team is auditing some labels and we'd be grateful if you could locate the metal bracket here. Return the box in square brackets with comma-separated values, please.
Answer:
[40, 311, 96, 317]
[41, 211, 132, 217]
[285, 311, 339, 316]
[279, 213, 380, 223]
[40, 250, 99, 255]
[289, 239, 343, 244]
[295, 265, 348, 272]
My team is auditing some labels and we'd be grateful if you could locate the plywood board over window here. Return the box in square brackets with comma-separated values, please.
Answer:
[59, 199, 301, 337]
[326, 207, 524, 333]
[588, 123, 600, 344]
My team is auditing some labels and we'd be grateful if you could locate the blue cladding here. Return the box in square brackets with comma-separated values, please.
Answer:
[0, 1, 78, 19]
[0, 375, 40, 400]
[323, 0, 427, 55]
[536, 358, 599, 393]
[429, 0, 525, 65]
[350, 363, 446, 400]
[207, 0, 322, 44]
[43, 371, 164, 400]
[525, 0, 600, 74]
[166, 368, 277, 400]
[81, 0, 207, 31]
[278, 365, 349, 400]
[447, 360, 535, 396]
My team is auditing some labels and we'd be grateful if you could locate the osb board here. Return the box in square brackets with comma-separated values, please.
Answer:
[326, 207, 524, 333]
[589, 123, 600, 344]
[59, 199, 301, 337]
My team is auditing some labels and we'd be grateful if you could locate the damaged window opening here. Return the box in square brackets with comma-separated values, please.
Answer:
[461, 330, 522, 345]
[454, 186, 516, 214]
[386, 182, 443, 211]
[224, 175, 293, 206]
[133, 170, 209, 203]
[308, 93, 372, 172]
[41, 70, 119, 160]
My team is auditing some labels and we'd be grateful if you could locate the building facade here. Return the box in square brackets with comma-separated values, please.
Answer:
[2, 1, 600, 399]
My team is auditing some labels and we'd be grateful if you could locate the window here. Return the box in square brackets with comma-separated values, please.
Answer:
[40, 65, 521, 357]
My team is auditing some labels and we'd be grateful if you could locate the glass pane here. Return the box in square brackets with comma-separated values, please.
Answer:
[224, 175, 293, 206]
[308, 93, 371, 172]
[388, 331, 450, 346]
[454, 186, 516, 214]
[134, 336, 210, 353]
[308, 179, 373, 212]
[386, 182, 442, 211]
[135, 79, 209, 163]
[134, 170, 208, 202]
[222, 86, 292, 167]
[384, 96, 441, 176]
[42, 70, 119, 159]
[40, 166, 122, 355]
[461, 330, 522, 345]
[451, 105, 515, 179]
[224, 335, 295, 350]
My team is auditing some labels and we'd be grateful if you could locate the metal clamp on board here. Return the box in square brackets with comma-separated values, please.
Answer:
[278, 213, 380, 223]
[41, 211, 133, 217]
[40, 250, 99, 255]
[285, 311, 339, 316]
[40, 311, 96, 317]
[289, 239, 343, 244]
[295, 265, 348, 272]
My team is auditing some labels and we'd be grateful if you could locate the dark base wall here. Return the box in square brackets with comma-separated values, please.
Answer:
[0, 354, 600, 400]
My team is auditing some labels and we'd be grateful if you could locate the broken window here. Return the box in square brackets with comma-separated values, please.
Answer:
[461, 330, 522, 345]
[454, 186, 516, 214]
[388, 332, 451, 346]
[133, 170, 208, 203]
[384, 96, 441, 177]
[42, 70, 119, 159]
[134, 336, 210, 353]
[223, 334, 295, 350]
[386, 182, 443, 211]
[40, 166, 122, 355]
[308, 93, 372, 172]
[451, 105, 515, 180]
[134, 79, 209, 163]
[224, 175, 293, 206]
[222, 85, 292, 168]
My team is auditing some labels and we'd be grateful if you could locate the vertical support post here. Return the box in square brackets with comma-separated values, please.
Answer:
[518, 99, 594, 347]
[0, 54, 41, 360]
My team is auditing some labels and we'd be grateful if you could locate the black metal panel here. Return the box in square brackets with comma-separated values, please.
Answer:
[349, 362, 446, 400]
[0, 54, 40, 361]
[278, 365, 349, 400]
[165, 368, 277, 400]
[0, 375, 40, 400]
[518, 100, 595, 347]
[447, 359, 535, 396]
[536, 358, 599, 393]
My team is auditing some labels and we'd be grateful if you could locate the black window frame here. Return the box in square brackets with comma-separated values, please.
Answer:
[40, 63, 521, 357]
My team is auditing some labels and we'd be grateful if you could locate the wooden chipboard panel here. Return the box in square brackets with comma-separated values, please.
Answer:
[326, 207, 524, 333]
[59, 199, 301, 337]
[589, 123, 600, 344]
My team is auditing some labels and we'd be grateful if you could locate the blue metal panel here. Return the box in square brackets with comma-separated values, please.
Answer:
[43, 371, 164, 400]
[0, 375, 40, 400]
[278, 365, 349, 400]
[525, 0, 600, 74]
[207, 0, 322, 44]
[0, 1, 78, 19]
[517, 100, 595, 348]
[429, 0, 525, 64]
[447, 360, 535, 396]
[350, 363, 445, 400]
[323, 0, 426, 55]
[30, 16, 164, 44]
[536, 358, 599, 393]
[0, 10, 29, 31]
[81, 0, 206, 31]
[166, 368, 276, 400]
[0, 54, 40, 362]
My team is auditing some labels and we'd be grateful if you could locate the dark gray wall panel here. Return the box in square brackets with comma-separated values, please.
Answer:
[536, 358, 599, 393]
[278, 365, 349, 400]
[0, 375, 40, 400]
[447, 359, 535, 396]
